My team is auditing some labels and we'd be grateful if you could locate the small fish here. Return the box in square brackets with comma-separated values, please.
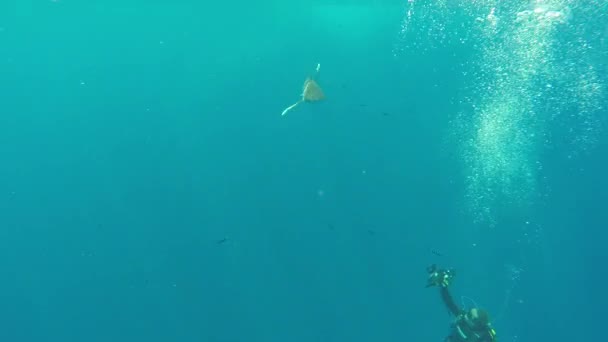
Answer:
[431, 249, 443, 257]
[217, 237, 228, 244]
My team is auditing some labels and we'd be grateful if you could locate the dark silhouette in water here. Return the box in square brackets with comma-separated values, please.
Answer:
[431, 249, 444, 257]
[427, 265, 497, 342]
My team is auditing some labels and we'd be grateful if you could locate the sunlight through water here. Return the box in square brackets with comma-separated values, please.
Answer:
[394, 0, 606, 225]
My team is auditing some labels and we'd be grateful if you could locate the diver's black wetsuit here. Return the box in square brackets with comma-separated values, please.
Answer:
[429, 267, 496, 342]
[440, 286, 462, 316]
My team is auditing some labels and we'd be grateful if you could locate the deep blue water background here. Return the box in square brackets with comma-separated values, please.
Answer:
[0, 1, 606, 341]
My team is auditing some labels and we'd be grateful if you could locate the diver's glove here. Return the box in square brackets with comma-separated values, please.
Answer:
[426, 264, 455, 288]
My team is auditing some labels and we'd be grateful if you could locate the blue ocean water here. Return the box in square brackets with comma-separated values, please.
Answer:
[0, 1, 606, 341]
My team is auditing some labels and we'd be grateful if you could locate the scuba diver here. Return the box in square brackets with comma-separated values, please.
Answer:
[426, 264, 497, 342]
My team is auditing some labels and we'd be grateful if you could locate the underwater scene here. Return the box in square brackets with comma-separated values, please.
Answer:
[0, 0, 606, 341]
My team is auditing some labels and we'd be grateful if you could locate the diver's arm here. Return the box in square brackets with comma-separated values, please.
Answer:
[440, 285, 462, 316]
[426, 265, 462, 316]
